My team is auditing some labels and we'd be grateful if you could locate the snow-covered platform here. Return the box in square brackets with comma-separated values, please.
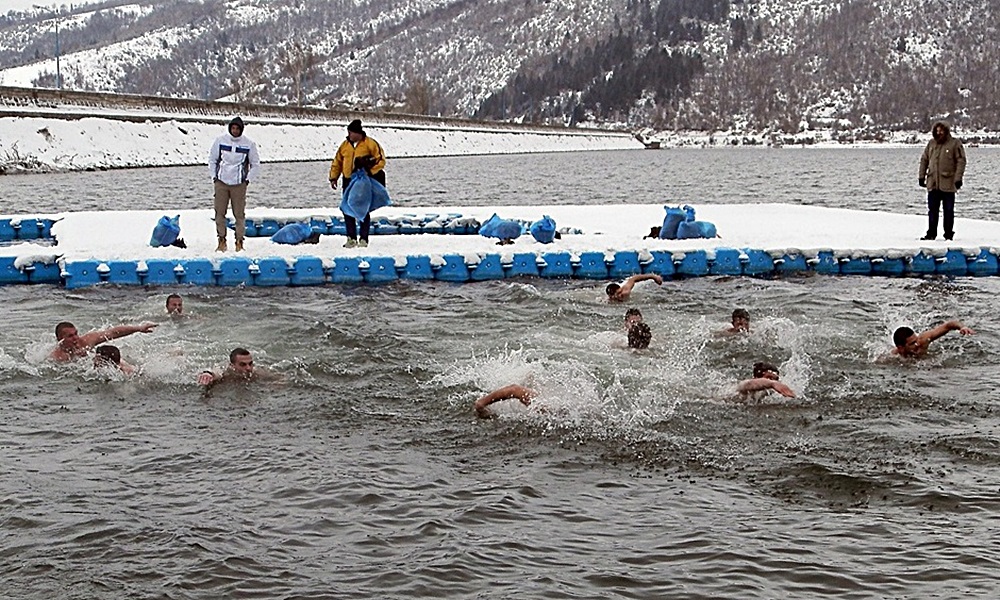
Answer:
[2, 204, 1000, 288]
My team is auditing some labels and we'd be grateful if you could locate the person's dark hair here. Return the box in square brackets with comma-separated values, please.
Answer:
[752, 361, 778, 378]
[625, 308, 642, 320]
[95, 345, 121, 366]
[732, 308, 750, 321]
[230, 347, 251, 364]
[893, 327, 915, 348]
[166, 293, 181, 308]
[628, 322, 652, 349]
[55, 321, 75, 339]
[606, 283, 621, 297]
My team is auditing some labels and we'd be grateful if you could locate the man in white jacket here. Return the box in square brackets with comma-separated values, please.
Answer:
[208, 117, 261, 252]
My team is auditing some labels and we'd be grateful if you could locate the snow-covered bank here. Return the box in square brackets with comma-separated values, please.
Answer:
[637, 127, 1000, 149]
[0, 111, 642, 174]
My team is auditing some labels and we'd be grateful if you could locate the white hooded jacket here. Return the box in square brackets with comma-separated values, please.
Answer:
[208, 120, 261, 185]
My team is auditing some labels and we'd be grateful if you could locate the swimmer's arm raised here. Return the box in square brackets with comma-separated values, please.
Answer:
[618, 273, 663, 297]
[474, 385, 535, 418]
[80, 322, 158, 347]
[921, 320, 975, 343]
[737, 378, 796, 398]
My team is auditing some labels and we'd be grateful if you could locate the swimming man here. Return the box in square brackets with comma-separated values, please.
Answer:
[50, 321, 158, 362]
[891, 320, 975, 358]
[94, 345, 138, 376]
[737, 361, 796, 399]
[197, 347, 281, 387]
[166, 294, 183, 315]
[720, 308, 750, 335]
[606, 273, 663, 302]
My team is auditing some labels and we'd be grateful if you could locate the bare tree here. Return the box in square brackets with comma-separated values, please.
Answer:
[404, 78, 432, 115]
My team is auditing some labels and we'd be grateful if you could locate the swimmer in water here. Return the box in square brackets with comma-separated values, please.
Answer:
[737, 361, 796, 399]
[624, 308, 643, 330]
[891, 320, 975, 358]
[93, 344, 137, 376]
[50, 321, 158, 362]
[474, 384, 536, 418]
[719, 308, 750, 335]
[605, 273, 663, 303]
[197, 347, 282, 387]
[166, 294, 183, 316]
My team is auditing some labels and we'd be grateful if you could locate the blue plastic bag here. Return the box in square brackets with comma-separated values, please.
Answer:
[479, 213, 523, 240]
[677, 220, 718, 239]
[341, 168, 391, 223]
[659, 205, 695, 239]
[149, 215, 180, 247]
[529, 215, 557, 243]
[271, 222, 315, 244]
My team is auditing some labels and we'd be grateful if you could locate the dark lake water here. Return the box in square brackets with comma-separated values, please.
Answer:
[2, 148, 999, 598]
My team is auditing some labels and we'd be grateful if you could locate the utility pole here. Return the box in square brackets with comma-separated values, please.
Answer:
[33, 5, 61, 89]
[54, 11, 61, 89]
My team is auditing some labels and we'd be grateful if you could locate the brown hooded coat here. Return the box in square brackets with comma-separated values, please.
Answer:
[918, 122, 966, 193]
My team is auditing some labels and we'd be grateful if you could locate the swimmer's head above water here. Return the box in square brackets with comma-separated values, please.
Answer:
[752, 361, 779, 380]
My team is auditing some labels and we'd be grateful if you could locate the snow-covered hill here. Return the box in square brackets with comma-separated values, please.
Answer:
[1, 0, 997, 136]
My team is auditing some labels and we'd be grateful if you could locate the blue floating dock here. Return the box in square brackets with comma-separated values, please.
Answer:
[0, 256, 28, 283]
[509, 253, 540, 278]
[574, 252, 608, 279]
[291, 257, 326, 285]
[401, 255, 434, 280]
[181, 259, 216, 285]
[710, 248, 743, 276]
[6, 205, 1000, 289]
[609, 251, 642, 278]
[331, 257, 364, 283]
[364, 256, 398, 283]
[471, 254, 505, 280]
[676, 251, 708, 276]
[255, 257, 291, 286]
[435, 255, 470, 282]
[540, 252, 574, 278]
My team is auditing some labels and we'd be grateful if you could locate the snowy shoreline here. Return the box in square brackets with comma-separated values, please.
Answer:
[0, 110, 643, 174]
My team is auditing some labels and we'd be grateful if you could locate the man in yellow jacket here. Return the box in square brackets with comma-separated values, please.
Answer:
[329, 119, 386, 248]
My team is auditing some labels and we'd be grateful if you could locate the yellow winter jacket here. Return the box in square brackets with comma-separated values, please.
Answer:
[328, 136, 386, 183]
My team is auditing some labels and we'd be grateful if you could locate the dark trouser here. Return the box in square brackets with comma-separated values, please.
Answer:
[927, 189, 955, 238]
[344, 214, 371, 241]
[341, 171, 386, 242]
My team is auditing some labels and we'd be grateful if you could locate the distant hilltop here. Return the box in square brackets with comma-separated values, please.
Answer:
[0, 86, 640, 174]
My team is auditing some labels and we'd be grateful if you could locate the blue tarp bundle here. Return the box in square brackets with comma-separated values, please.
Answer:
[659, 205, 695, 239]
[677, 219, 718, 239]
[659, 205, 717, 239]
[530, 215, 557, 243]
[479, 213, 524, 240]
[341, 169, 391, 222]
[271, 222, 315, 244]
[150, 215, 181, 247]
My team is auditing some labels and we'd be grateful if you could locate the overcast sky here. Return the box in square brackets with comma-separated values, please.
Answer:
[0, 1, 63, 14]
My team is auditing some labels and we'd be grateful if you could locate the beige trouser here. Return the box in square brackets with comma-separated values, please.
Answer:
[214, 180, 248, 240]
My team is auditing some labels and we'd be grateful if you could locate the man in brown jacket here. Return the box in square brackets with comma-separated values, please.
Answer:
[918, 121, 966, 241]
